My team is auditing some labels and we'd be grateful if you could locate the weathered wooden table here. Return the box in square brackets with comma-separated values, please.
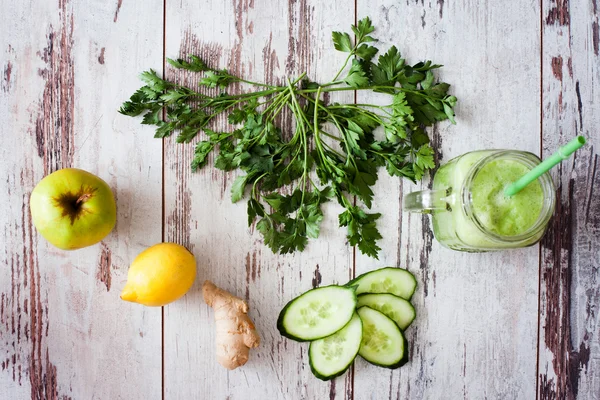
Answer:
[1, 0, 598, 399]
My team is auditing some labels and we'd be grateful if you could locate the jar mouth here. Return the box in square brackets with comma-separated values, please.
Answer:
[461, 150, 556, 243]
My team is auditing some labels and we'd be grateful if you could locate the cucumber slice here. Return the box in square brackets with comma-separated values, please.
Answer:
[348, 267, 417, 300]
[357, 293, 416, 330]
[277, 285, 357, 342]
[357, 306, 409, 369]
[309, 313, 362, 381]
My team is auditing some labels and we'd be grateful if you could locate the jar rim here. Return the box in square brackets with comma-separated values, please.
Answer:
[461, 150, 556, 243]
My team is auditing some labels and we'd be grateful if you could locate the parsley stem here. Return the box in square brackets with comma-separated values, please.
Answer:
[291, 72, 307, 86]
[332, 50, 356, 82]
[319, 130, 343, 142]
[297, 85, 399, 94]
[333, 109, 385, 126]
[319, 80, 345, 88]
[205, 98, 249, 120]
[251, 172, 268, 200]
[328, 113, 357, 169]
[272, 94, 291, 116]
[247, 92, 290, 146]
[311, 106, 330, 174]
[328, 103, 388, 110]
[299, 93, 389, 124]
[339, 193, 353, 209]
[298, 91, 359, 169]
[206, 88, 282, 102]
[277, 147, 300, 170]
[262, 92, 288, 117]
[322, 141, 345, 158]
[313, 86, 323, 141]
[286, 79, 310, 209]
[235, 77, 278, 89]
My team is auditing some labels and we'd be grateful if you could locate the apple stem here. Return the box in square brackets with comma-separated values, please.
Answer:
[75, 193, 92, 207]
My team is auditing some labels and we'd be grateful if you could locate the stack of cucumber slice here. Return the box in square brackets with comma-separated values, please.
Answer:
[277, 267, 417, 380]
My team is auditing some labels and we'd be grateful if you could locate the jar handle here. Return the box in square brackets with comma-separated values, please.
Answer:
[403, 189, 449, 213]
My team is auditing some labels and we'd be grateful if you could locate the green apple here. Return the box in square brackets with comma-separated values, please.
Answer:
[30, 168, 117, 250]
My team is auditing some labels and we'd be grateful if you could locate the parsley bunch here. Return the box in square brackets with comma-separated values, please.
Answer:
[119, 17, 457, 259]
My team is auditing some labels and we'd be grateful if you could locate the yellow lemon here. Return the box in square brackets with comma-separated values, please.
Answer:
[120, 243, 196, 306]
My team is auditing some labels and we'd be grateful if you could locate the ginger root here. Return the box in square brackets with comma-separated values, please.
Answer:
[202, 280, 260, 370]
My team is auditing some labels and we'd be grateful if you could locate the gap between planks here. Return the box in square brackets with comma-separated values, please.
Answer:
[161, 1, 167, 400]
[535, 0, 544, 398]
[350, 2, 358, 398]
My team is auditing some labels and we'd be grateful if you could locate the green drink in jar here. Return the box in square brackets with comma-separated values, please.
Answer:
[404, 137, 586, 251]
[404, 150, 556, 251]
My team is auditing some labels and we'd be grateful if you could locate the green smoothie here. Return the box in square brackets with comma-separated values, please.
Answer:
[429, 150, 552, 251]
[470, 159, 543, 236]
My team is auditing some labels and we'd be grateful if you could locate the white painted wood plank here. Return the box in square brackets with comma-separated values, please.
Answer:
[162, 1, 354, 399]
[538, 1, 600, 398]
[354, 1, 541, 398]
[0, 0, 163, 398]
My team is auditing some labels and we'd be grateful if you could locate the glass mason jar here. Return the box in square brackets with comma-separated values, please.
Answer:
[403, 150, 556, 252]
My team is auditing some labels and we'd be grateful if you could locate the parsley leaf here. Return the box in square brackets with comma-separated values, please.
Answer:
[167, 55, 209, 72]
[344, 60, 370, 88]
[191, 141, 214, 172]
[231, 174, 249, 203]
[374, 46, 405, 82]
[356, 44, 378, 61]
[339, 206, 382, 259]
[332, 32, 352, 52]
[352, 17, 376, 43]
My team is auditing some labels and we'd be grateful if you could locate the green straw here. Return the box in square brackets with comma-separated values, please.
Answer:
[504, 136, 587, 197]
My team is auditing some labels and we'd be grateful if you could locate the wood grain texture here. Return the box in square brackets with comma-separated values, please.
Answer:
[538, 0, 600, 398]
[354, 1, 542, 399]
[162, 2, 354, 399]
[2, 0, 599, 399]
[0, 0, 163, 398]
